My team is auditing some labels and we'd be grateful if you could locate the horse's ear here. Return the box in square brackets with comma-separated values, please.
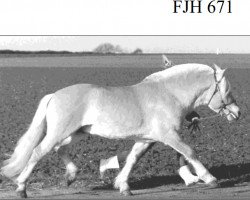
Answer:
[162, 55, 172, 68]
[214, 64, 227, 81]
[213, 64, 222, 72]
[221, 68, 227, 77]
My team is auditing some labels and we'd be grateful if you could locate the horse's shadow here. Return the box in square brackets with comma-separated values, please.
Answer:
[92, 163, 250, 190]
[132, 163, 250, 190]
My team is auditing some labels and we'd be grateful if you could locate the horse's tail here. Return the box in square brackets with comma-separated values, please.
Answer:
[1, 94, 53, 179]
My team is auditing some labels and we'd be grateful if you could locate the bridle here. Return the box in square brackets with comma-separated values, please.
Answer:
[188, 68, 237, 133]
[207, 70, 236, 116]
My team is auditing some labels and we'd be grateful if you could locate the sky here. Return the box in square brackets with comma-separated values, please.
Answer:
[0, 1, 249, 53]
[0, 36, 250, 54]
[1, 0, 250, 35]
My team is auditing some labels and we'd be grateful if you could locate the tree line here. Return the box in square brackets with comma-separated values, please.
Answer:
[0, 43, 143, 55]
[93, 43, 143, 54]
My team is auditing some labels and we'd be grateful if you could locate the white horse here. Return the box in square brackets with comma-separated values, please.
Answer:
[1, 63, 240, 198]
[99, 55, 201, 186]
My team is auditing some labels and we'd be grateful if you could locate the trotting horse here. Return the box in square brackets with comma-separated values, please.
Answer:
[1, 63, 240, 198]
[99, 55, 202, 186]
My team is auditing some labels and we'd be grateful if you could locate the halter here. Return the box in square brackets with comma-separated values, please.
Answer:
[206, 70, 236, 116]
[188, 68, 237, 132]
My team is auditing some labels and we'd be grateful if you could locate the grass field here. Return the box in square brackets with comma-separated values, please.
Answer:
[0, 54, 249, 190]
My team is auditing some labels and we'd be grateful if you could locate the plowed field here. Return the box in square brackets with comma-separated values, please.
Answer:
[0, 54, 249, 198]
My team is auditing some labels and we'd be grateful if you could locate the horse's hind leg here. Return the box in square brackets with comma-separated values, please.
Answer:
[55, 145, 78, 186]
[164, 130, 217, 186]
[55, 132, 84, 186]
[114, 141, 153, 196]
[15, 134, 60, 198]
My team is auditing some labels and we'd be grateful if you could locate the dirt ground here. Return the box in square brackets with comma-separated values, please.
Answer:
[0, 54, 249, 199]
[0, 182, 249, 199]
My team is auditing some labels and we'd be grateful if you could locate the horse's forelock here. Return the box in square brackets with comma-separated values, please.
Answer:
[224, 79, 231, 96]
[219, 78, 233, 105]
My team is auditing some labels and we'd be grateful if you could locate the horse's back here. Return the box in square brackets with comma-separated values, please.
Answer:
[49, 84, 145, 138]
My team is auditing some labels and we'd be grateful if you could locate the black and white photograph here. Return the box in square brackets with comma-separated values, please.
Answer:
[0, 0, 249, 199]
[0, 36, 249, 199]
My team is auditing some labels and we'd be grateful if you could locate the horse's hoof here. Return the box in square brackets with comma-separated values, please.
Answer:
[200, 180, 220, 189]
[66, 177, 76, 187]
[186, 177, 200, 187]
[186, 182, 197, 187]
[65, 172, 77, 186]
[120, 190, 133, 196]
[207, 180, 219, 188]
[17, 190, 28, 198]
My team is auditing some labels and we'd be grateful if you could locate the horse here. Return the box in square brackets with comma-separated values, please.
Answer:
[99, 55, 202, 187]
[1, 63, 240, 198]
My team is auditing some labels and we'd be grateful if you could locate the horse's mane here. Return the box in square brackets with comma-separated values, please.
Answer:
[143, 64, 214, 83]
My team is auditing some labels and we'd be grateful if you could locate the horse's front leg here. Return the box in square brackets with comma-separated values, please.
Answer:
[164, 130, 217, 186]
[177, 152, 199, 186]
[114, 141, 153, 196]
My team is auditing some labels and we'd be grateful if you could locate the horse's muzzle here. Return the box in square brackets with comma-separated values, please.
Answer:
[225, 106, 241, 121]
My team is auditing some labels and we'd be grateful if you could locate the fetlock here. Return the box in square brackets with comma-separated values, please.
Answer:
[65, 167, 78, 186]
[178, 165, 199, 186]
[16, 182, 27, 198]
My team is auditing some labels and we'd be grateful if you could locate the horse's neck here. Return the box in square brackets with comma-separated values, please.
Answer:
[159, 68, 213, 110]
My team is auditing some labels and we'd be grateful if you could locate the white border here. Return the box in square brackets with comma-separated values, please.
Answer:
[0, 0, 249, 35]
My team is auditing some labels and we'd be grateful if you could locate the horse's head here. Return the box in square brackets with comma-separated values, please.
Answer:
[207, 64, 240, 121]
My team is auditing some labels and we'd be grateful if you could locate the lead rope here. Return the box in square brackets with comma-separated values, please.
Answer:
[188, 67, 225, 133]
[198, 113, 221, 121]
[187, 113, 221, 134]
